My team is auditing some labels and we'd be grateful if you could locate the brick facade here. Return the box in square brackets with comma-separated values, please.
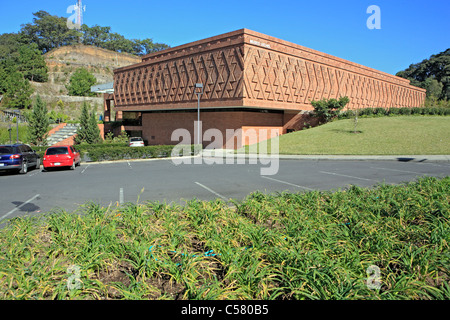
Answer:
[111, 29, 426, 148]
[142, 110, 283, 148]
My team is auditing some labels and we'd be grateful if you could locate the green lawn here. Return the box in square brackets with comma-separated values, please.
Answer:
[0, 123, 28, 144]
[245, 116, 450, 155]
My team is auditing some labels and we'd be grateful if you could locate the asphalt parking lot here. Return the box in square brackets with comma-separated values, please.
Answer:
[1, 156, 449, 227]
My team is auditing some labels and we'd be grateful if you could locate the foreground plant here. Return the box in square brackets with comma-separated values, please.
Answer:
[0, 176, 448, 300]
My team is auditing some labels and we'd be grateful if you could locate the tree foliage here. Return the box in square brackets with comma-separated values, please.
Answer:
[66, 68, 97, 97]
[0, 33, 47, 108]
[0, 10, 169, 108]
[20, 10, 82, 54]
[0, 69, 34, 109]
[74, 102, 90, 144]
[16, 43, 48, 82]
[27, 95, 49, 146]
[310, 96, 350, 124]
[396, 48, 450, 101]
[19, 11, 170, 56]
[75, 102, 101, 144]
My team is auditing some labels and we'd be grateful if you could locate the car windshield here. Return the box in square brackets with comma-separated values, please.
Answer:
[0, 147, 15, 154]
[131, 138, 142, 142]
[46, 147, 69, 155]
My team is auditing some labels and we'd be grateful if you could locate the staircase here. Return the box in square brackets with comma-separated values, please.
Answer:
[47, 123, 80, 146]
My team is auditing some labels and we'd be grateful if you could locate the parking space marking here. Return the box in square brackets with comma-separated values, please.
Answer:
[370, 166, 426, 175]
[127, 161, 132, 169]
[29, 170, 41, 177]
[262, 176, 314, 191]
[195, 182, 228, 201]
[81, 164, 90, 174]
[319, 171, 378, 182]
[0, 194, 40, 223]
[414, 162, 450, 168]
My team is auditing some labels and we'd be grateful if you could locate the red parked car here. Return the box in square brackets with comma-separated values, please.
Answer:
[43, 146, 81, 171]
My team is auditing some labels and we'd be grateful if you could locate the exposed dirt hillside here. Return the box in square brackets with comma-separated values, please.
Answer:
[31, 44, 141, 119]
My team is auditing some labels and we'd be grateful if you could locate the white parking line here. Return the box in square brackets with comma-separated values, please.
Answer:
[195, 182, 228, 201]
[370, 166, 426, 175]
[0, 194, 40, 223]
[319, 171, 378, 182]
[415, 162, 450, 168]
[29, 170, 41, 177]
[81, 164, 90, 174]
[127, 161, 132, 169]
[262, 176, 314, 191]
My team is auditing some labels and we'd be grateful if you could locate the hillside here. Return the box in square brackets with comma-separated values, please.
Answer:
[30, 44, 141, 119]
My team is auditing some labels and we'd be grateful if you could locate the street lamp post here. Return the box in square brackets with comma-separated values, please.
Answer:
[8, 123, 12, 144]
[14, 109, 20, 143]
[195, 83, 203, 146]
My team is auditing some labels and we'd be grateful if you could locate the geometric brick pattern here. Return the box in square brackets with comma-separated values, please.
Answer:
[114, 47, 244, 107]
[243, 45, 425, 110]
[113, 29, 425, 111]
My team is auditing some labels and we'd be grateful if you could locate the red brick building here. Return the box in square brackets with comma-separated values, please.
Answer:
[104, 29, 426, 148]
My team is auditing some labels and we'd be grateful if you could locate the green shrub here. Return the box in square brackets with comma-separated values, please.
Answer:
[32, 144, 197, 162]
[77, 144, 196, 162]
[311, 96, 350, 124]
[399, 107, 412, 115]
[373, 107, 386, 116]
[338, 106, 450, 121]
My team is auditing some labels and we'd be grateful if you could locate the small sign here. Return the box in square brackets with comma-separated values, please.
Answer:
[249, 39, 271, 49]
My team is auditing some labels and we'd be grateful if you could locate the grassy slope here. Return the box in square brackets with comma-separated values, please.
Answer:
[253, 116, 450, 155]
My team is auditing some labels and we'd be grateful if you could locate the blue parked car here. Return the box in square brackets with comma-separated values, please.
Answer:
[0, 144, 40, 174]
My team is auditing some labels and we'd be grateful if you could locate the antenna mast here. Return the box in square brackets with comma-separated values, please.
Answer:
[77, 0, 83, 26]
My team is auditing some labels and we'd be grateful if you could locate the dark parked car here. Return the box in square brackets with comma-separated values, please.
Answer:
[0, 144, 40, 174]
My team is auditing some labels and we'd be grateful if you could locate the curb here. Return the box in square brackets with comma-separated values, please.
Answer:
[79, 153, 450, 166]
[200, 150, 450, 162]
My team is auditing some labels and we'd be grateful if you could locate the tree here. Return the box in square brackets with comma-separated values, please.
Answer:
[87, 110, 102, 144]
[0, 33, 27, 59]
[0, 34, 44, 107]
[17, 43, 48, 82]
[75, 102, 101, 144]
[396, 48, 450, 100]
[1, 70, 34, 109]
[14, 10, 170, 56]
[66, 68, 97, 97]
[81, 25, 111, 47]
[75, 102, 90, 144]
[27, 95, 49, 146]
[20, 11, 81, 53]
[310, 96, 350, 124]
[424, 77, 443, 99]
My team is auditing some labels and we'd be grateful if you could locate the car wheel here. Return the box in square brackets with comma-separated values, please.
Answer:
[20, 161, 28, 174]
[35, 158, 40, 169]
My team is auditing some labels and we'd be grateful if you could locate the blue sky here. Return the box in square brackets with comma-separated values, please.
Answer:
[0, 0, 449, 75]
